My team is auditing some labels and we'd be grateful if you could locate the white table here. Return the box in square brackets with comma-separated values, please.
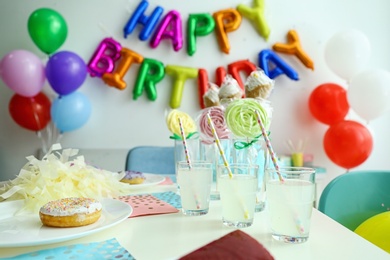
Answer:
[1, 183, 389, 259]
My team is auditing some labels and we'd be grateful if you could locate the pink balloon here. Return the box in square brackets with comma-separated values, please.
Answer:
[0, 50, 45, 97]
[87, 38, 122, 78]
[150, 10, 183, 52]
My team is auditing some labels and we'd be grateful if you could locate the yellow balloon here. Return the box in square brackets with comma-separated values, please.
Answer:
[355, 211, 390, 253]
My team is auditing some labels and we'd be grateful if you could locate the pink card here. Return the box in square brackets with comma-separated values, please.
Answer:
[159, 176, 174, 185]
[118, 194, 179, 217]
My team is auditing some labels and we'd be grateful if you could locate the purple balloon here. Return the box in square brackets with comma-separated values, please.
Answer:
[0, 50, 45, 97]
[46, 51, 87, 95]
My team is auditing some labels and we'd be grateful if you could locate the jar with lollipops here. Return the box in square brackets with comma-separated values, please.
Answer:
[166, 109, 203, 173]
[196, 106, 231, 200]
[224, 98, 273, 212]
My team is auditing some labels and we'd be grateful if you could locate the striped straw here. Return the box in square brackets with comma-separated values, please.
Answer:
[207, 112, 249, 219]
[178, 117, 192, 169]
[206, 113, 232, 178]
[254, 110, 284, 182]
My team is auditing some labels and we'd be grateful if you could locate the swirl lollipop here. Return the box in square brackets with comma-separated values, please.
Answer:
[198, 106, 230, 143]
[225, 99, 271, 139]
[166, 109, 197, 139]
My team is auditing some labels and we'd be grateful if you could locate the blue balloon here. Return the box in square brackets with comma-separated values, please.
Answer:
[123, 0, 163, 40]
[258, 49, 299, 80]
[51, 92, 91, 133]
[46, 51, 87, 95]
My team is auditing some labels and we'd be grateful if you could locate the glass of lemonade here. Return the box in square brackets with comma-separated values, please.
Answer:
[218, 163, 259, 228]
[266, 167, 316, 243]
[176, 161, 213, 216]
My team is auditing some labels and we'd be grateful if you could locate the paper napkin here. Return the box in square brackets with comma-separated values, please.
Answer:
[118, 191, 181, 217]
[8, 238, 134, 260]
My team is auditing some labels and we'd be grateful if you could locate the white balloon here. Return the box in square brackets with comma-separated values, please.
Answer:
[325, 29, 371, 81]
[348, 69, 390, 121]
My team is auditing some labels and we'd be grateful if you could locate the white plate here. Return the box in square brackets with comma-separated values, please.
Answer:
[126, 173, 166, 189]
[0, 198, 132, 247]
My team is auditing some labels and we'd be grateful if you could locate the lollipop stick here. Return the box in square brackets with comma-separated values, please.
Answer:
[254, 110, 284, 182]
[178, 117, 192, 169]
[178, 117, 201, 209]
[207, 113, 249, 219]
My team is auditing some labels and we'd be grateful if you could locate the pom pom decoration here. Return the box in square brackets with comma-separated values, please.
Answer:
[0, 144, 135, 214]
[166, 109, 197, 140]
[225, 99, 271, 139]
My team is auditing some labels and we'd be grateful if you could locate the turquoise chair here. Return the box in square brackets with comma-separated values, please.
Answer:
[318, 170, 390, 231]
[125, 146, 175, 175]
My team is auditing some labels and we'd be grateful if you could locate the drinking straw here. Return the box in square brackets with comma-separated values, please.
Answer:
[178, 117, 201, 209]
[178, 117, 192, 169]
[255, 110, 304, 233]
[254, 109, 284, 182]
[206, 113, 232, 178]
[207, 113, 249, 219]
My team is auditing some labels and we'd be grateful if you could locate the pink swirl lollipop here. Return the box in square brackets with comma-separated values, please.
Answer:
[198, 106, 230, 143]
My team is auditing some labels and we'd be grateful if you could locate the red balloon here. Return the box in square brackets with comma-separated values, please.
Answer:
[323, 120, 373, 169]
[9, 92, 51, 131]
[309, 83, 349, 125]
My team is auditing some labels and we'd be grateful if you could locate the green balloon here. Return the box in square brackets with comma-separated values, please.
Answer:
[28, 8, 67, 54]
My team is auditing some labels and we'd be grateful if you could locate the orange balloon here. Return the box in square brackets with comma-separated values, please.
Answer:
[102, 48, 143, 90]
[213, 9, 242, 54]
[273, 30, 314, 70]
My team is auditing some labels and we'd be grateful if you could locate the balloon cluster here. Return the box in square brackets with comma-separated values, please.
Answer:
[0, 8, 91, 135]
[309, 29, 390, 170]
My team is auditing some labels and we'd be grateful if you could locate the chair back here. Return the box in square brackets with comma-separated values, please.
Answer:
[318, 170, 390, 231]
[125, 146, 175, 175]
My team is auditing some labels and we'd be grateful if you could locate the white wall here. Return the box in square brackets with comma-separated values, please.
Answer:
[1, 0, 390, 185]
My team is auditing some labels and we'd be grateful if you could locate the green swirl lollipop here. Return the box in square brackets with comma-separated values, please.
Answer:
[225, 99, 270, 138]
